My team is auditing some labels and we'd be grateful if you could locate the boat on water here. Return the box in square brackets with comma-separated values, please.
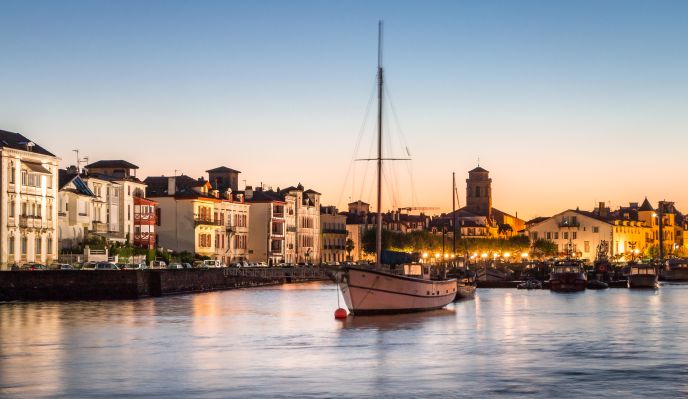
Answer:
[517, 279, 543, 290]
[455, 273, 477, 300]
[337, 22, 457, 316]
[660, 258, 688, 282]
[628, 263, 659, 288]
[549, 259, 587, 292]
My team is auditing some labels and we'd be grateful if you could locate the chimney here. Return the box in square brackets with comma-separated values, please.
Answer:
[67, 165, 78, 174]
[167, 176, 176, 195]
[598, 202, 608, 218]
[245, 185, 253, 199]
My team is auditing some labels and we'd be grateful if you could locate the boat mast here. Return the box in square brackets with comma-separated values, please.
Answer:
[375, 20, 384, 266]
[452, 172, 456, 257]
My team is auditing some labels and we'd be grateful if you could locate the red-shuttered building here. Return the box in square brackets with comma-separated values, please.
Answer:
[133, 196, 157, 249]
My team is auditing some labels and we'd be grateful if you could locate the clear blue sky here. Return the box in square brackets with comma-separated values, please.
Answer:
[2, 0, 688, 218]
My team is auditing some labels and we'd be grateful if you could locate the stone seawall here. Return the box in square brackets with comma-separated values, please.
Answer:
[0, 268, 330, 301]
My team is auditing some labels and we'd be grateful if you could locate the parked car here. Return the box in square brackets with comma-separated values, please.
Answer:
[50, 263, 72, 270]
[116, 263, 129, 270]
[95, 262, 119, 270]
[203, 260, 224, 268]
[150, 260, 167, 269]
[22, 263, 47, 271]
[255, 262, 268, 267]
[182, 263, 193, 269]
[231, 261, 249, 268]
[81, 262, 97, 270]
[123, 263, 148, 270]
[167, 263, 184, 269]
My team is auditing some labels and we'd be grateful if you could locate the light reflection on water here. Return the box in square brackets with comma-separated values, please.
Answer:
[2, 283, 688, 398]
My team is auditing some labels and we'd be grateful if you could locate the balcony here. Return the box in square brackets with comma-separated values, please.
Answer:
[19, 215, 48, 229]
[194, 216, 222, 227]
[273, 210, 285, 218]
[92, 221, 108, 233]
[323, 228, 347, 235]
[134, 233, 156, 248]
[134, 212, 157, 225]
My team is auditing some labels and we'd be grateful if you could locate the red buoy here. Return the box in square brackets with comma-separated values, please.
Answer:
[334, 308, 348, 319]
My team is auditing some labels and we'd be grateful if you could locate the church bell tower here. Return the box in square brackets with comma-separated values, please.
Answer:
[466, 166, 492, 217]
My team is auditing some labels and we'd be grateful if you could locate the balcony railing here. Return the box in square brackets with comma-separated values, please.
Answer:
[19, 215, 48, 229]
[92, 221, 108, 233]
[194, 217, 222, 226]
[323, 228, 347, 234]
[134, 212, 157, 224]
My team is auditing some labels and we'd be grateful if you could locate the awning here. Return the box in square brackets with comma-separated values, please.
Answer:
[22, 162, 51, 174]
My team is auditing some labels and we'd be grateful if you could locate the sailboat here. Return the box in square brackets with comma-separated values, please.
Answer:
[451, 172, 476, 300]
[337, 22, 457, 315]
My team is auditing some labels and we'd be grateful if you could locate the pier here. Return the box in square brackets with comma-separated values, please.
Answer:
[0, 267, 332, 301]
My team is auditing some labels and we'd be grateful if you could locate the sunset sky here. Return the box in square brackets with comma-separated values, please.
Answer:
[2, 0, 687, 220]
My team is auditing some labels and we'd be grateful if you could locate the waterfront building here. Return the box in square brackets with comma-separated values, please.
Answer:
[344, 201, 371, 262]
[0, 130, 59, 269]
[58, 167, 95, 250]
[244, 186, 286, 265]
[145, 169, 249, 263]
[280, 184, 320, 264]
[527, 209, 614, 260]
[82, 160, 150, 245]
[206, 167, 250, 264]
[436, 166, 525, 238]
[321, 205, 348, 264]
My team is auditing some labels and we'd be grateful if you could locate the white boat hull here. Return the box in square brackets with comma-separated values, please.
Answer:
[338, 267, 457, 315]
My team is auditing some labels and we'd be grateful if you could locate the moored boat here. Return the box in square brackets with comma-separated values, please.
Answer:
[660, 258, 688, 282]
[455, 274, 477, 300]
[339, 266, 457, 315]
[628, 263, 659, 288]
[549, 259, 587, 292]
[337, 22, 457, 316]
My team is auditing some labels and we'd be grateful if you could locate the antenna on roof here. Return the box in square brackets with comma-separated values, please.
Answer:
[73, 149, 80, 171]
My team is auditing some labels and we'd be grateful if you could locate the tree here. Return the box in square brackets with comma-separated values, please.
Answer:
[498, 223, 513, 236]
[532, 239, 557, 258]
[345, 238, 355, 261]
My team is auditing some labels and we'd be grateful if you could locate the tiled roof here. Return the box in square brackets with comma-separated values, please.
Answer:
[86, 160, 139, 169]
[639, 198, 654, 211]
[469, 166, 488, 173]
[145, 175, 204, 197]
[0, 129, 55, 157]
[244, 189, 285, 203]
[206, 166, 241, 173]
[59, 169, 94, 196]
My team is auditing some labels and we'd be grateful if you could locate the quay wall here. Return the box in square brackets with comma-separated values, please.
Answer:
[0, 268, 330, 301]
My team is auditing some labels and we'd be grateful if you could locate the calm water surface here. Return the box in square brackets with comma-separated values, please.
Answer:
[2, 283, 688, 398]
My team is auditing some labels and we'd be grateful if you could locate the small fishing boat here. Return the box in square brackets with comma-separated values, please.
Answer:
[628, 263, 658, 288]
[549, 259, 587, 292]
[455, 273, 477, 300]
[587, 280, 609, 290]
[660, 258, 688, 282]
[517, 279, 543, 290]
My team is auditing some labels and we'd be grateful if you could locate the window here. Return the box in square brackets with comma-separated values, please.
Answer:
[21, 237, 27, 255]
[128, 205, 131, 221]
[35, 237, 42, 254]
[9, 200, 14, 218]
[572, 232, 577, 239]
[554, 232, 559, 239]
[475, 186, 481, 197]
[563, 232, 568, 240]
[128, 186, 131, 195]
[47, 237, 52, 254]
[592, 226, 599, 233]
[9, 162, 14, 183]
[21, 170, 27, 185]
[8, 237, 14, 254]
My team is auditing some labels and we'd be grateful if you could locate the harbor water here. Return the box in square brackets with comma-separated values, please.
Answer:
[2, 282, 688, 398]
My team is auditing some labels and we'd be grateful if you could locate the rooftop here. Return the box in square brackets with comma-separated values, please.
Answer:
[0, 129, 55, 157]
[85, 160, 139, 170]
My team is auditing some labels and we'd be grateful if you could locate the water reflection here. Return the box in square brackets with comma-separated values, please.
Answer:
[340, 308, 455, 330]
[3, 283, 688, 398]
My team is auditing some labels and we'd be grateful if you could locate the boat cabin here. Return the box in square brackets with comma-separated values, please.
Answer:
[551, 262, 584, 274]
[629, 265, 656, 276]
